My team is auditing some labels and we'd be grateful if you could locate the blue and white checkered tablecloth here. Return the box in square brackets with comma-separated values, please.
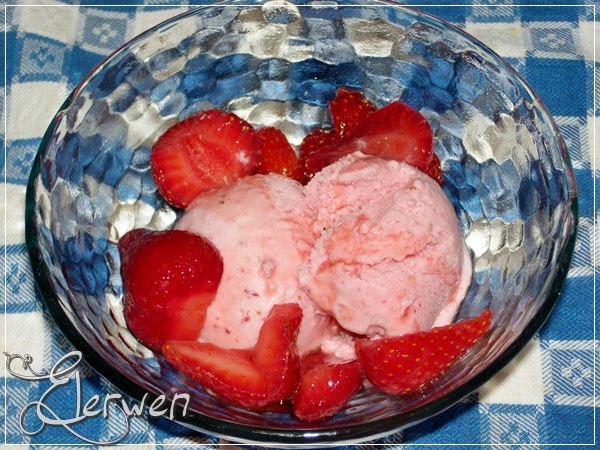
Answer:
[2, 1, 597, 448]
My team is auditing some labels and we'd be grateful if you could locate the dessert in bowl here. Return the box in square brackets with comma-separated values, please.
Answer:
[26, 0, 578, 445]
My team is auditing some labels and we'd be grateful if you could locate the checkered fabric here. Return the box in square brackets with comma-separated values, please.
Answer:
[2, 1, 597, 448]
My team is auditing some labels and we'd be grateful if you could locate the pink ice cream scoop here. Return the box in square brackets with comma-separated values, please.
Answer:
[175, 173, 340, 356]
[300, 152, 472, 339]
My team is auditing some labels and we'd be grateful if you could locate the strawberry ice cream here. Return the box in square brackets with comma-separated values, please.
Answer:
[122, 91, 481, 421]
[175, 173, 342, 356]
[175, 152, 471, 356]
[300, 152, 472, 339]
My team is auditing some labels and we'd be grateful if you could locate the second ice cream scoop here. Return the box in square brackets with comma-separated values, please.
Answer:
[300, 152, 472, 339]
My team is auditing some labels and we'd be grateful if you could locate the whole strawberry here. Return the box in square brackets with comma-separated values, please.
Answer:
[119, 229, 223, 353]
[356, 309, 491, 395]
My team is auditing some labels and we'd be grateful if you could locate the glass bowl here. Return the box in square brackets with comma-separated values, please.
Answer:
[25, 0, 578, 445]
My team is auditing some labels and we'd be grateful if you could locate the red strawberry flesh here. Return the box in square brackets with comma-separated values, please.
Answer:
[329, 87, 376, 137]
[293, 360, 362, 422]
[354, 101, 433, 170]
[252, 303, 303, 401]
[426, 153, 444, 185]
[119, 229, 223, 352]
[163, 303, 303, 409]
[151, 110, 260, 208]
[162, 341, 270, 408]
[304, 101, 434, 179]
[255, 127, 304, 182]
[299, 127, 338, 160]
[356, 309, 492, 395]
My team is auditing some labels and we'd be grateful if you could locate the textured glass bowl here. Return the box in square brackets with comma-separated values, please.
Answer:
[26, 1, 578, 445]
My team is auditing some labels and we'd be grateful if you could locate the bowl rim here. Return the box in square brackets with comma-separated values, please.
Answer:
[24, 1, 579, 445]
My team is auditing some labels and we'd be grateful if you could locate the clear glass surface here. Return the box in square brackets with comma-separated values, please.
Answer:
[26, 1, 577, 445]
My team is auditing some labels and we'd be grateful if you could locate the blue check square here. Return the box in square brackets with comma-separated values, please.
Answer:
[469, 2, 516, 23]
[581, 4, 597, 21]
[5, 30, 20, 86]
[483, 405, 543, 445]
[66, 47, 105, 89]
[6, 139, 39, 184]
[0, 389, 4, 443]
[5, 245, 40, 313]
[403, 399, 482, 444]
[540, 276, 594, 341]
[5, 377, 38, 444]
[525, 59, 587, 117]
[80, 12, 128, 55]
[504, 57, 526, 75]
[573, 168, 594, 219]
[521, 4, 579, 23]
[527, 24, 577, 59]
[419, 6, 467, 26]
[543, 342, 594, 406]
[542, 404, 595, 444]
[18, 34, 65, 82]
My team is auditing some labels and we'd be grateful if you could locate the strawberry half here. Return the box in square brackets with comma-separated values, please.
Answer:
[163, 303, 303, 409]
[151, 110, 260, 208]
[299, 128, 338, 182]
[329, 87, 376, 137]
[356, 309, 492, 395]
[119, 229, 223, 353]
[293, 359, 362, 422]
[350, 101, 434, 170]
[298, 349, 329, 375]
[252, 303, 303, 400]
[162, 342, 268, 408]
[304, 101, 434, 179]
[299, 127, 338, 159]
[255, 127, 304, 183]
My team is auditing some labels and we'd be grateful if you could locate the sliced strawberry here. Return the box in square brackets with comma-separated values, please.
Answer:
[299, 350, 329, 376]
[163, 303, 303, 409]
[293, 360, 362, 422]
[255, 127, 304, 183]
[304, 101, 434, 179]
[252, 303, 303, 400]
[299, 128, 338, 182]
[162, 341, 270, 408]
[425, 153, 444, 185]
[151, 110, 260, 208]
[353, 101, 433, 170]
[299, 127, 338, 160]
[329, 87, 376, 137]
[119, 229, 223, 353]
[356, 309, 492, 395]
